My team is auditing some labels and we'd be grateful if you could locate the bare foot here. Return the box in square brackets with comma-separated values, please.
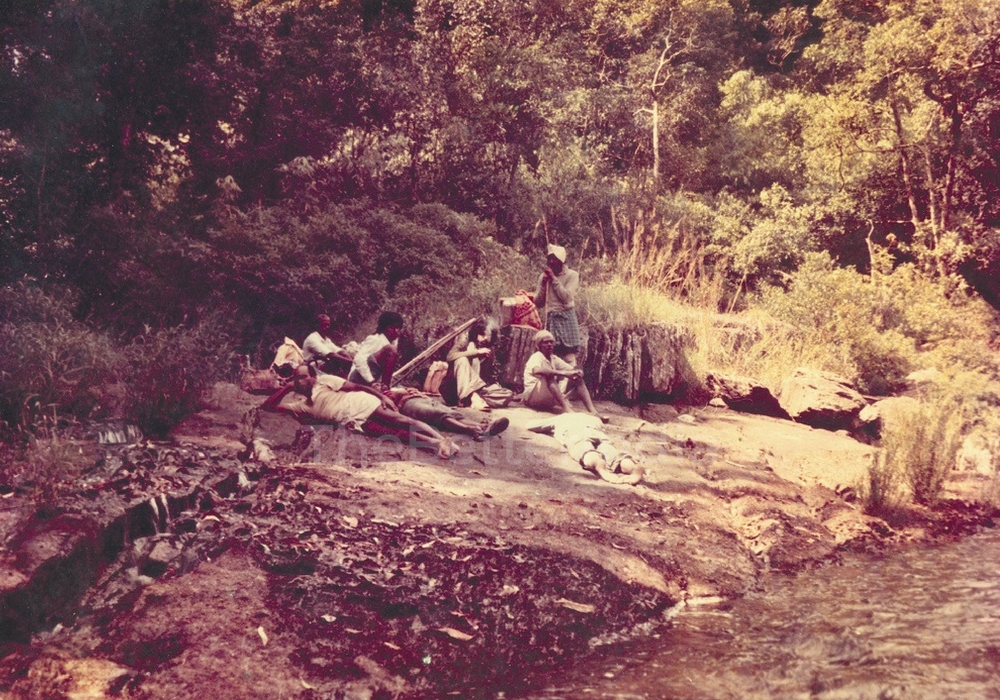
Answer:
[437, 438, 460, 459]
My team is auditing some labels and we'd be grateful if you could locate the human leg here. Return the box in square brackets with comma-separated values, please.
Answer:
[524, 374, 573, 413]
[544, 376, 574, 413]
[453, 356, 486, 402]
[439, 413, 508, 440]
[399, 399, 478, 437]
[567, 376, 604, 419]
[365, 406, 456, 456]
[555, 349, 578, 367]
[373, 345, 398, 386]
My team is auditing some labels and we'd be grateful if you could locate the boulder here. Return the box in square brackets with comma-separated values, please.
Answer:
[582, 324, 692, 403]
[904, 367, 943, 391]
[705, 372, 788, 419]
[139, 540, 183, 578]
[853, 396, 921, 440]
[778, 368, 868, 431]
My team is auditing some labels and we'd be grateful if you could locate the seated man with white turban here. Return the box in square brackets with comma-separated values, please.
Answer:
[522, 329, 604, 420]
[534, 243, 581, 365]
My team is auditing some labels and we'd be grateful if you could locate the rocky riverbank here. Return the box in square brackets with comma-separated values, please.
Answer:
[0, 382, 996, 699]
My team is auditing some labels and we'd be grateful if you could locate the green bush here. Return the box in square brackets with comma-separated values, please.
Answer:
[204, 199, 494, 356]
[388, 236, 535, 344]
[0, 284, 120, 430]
[121, 316, 235, 437]
[759, 253, 916, 394]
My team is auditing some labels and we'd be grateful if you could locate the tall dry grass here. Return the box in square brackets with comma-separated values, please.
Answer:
[579, 209, 850, 392]
[599, 208, 722, 307]
[861, 392, 965, 515]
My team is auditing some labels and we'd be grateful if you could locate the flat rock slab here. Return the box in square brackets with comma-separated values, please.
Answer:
[778, 368, 868, 431]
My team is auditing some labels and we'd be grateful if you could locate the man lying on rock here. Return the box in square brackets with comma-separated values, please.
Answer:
[523, 330, 606, 421]
[527, 413, 644, 485]
[262, 364, 458, 459]
[384, 386, 509, 441]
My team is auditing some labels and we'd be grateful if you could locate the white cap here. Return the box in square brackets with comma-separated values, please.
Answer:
[546, 244, 567, 263]
[534, 329, 555, 347]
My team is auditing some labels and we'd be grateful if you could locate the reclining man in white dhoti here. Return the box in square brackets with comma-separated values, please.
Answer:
[527, 413, 644, 485]
[262, 364, 458, 459]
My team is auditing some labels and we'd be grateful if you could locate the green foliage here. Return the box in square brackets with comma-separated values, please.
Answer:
[712, 185, 816, 285]
[0, 284, 119, 429]
[202, 199, 491, 354]
[758, 254, 912, 393]
[389, 236, 536, 343]
[1, 0, 999, 464]
[718, 70, 807, 193]
[121, 316, 235, 437]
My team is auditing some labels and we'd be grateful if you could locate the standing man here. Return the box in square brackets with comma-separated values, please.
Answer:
[534, 243, 581, 365]
[349, 311, 403, 391]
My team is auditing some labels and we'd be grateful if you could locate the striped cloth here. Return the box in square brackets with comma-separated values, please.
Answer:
[546, 309, 581, 351]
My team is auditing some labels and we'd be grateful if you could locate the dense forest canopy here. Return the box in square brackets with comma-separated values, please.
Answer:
[1, 0, 998, 410]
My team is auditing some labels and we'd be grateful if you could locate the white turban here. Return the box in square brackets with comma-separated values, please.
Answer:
[546, 244, 567, 263]
[534, 329, 555, 347]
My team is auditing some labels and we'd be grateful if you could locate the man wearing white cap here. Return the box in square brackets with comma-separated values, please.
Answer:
[522, 329, 603, 418]
[534, 243, 581, 365]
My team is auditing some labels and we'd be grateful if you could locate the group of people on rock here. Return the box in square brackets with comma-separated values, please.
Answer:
[264, 310, 502, 459]
[260, 243, 640, 481]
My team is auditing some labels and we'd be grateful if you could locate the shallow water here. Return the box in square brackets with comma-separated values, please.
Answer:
[522, 530, 1000, 700]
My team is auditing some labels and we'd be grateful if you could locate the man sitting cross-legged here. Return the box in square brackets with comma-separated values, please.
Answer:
[385, 386, 509, 442]
[522, 330, 605, 420]
[262, 364, 458, 458]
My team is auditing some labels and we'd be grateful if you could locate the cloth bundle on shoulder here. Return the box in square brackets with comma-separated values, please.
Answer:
[240, 337, 305, 394]
[422, 360, 449, 395]
[508, 290, 542, 329]
[272, 337, 305, 377]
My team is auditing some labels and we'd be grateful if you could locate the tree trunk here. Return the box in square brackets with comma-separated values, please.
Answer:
[495, 325, 542, 392]
[498, 323, 691, 403]
[890, 99, 921, 230]
[942, 100, 962, 234]
[652, 100, 660, 189]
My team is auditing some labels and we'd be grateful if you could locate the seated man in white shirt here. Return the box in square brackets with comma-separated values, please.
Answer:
[348, 311, 403, 391]
[522, 330, 603, 419]
[302, 313, 354, 375]
[262, 364, 457, 458]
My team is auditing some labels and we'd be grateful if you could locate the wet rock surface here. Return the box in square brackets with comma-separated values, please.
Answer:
[0, 384, 997, 699]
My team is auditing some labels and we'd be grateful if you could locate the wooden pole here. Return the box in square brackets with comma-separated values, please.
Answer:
[390, 318, 477, 387]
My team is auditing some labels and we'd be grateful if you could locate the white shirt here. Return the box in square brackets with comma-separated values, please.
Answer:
[527, 413, 607, 448]
[352, 333, 395, 383]
[302, 332, 344, 362]
[523, 350, 574, 396]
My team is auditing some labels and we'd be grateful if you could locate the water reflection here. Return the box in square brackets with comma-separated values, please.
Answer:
[524, 530, 1000, 700]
